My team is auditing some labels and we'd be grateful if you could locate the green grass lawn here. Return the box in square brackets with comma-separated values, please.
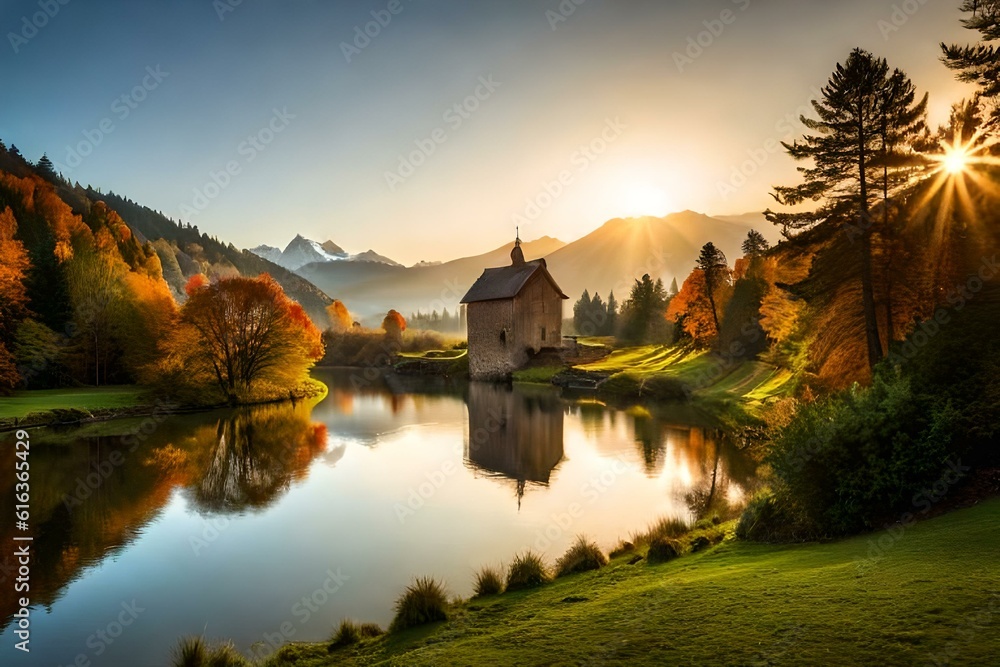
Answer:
[577, 344, 798, 405]
[0, 386, 149, 419]
[265, 498, 1000, 666]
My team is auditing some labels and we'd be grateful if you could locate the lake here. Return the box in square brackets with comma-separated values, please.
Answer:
[0, 369, 755, 666]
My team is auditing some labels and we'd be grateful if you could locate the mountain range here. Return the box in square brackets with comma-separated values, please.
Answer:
[8, 146, 777, 329]
[250, 236, 402, 271]
[288, 211, 780, 324]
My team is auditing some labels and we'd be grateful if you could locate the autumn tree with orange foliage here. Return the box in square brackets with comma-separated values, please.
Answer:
[175, 274, 323, 402]
[326, 300, 353, 332]
[382, 309, 406, 347]
[666, 270, 720, 346]
[0, 206, 30, 392]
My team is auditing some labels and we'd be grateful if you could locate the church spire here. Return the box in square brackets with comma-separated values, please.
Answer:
[510, 227, 525, 265]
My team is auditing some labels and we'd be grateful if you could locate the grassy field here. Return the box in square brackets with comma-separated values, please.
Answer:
[578, 344, 798, 405]
[260, 498, 1000, 666]
[0, 386, 149, 419]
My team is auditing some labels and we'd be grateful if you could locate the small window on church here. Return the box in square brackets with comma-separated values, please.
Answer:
[500, 329, 507, 345]
[541, 327, 546, 342]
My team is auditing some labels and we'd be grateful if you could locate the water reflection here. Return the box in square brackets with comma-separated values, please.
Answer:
[465, 383, 565, 504]
[0, 372, 760, 666]
[0, 400, 327, 633]
[191, 405, 327, 511]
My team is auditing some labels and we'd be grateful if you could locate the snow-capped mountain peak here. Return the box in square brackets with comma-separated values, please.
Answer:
[248, 236, 400, 272]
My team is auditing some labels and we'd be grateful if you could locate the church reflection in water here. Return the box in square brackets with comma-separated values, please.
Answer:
[464, 382, 565, 505]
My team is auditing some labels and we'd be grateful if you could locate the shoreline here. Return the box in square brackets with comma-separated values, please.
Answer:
[0, 381, 328, 433]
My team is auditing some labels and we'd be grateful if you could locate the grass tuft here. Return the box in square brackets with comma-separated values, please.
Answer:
[171, 637, 249, 667]
[555, 536, 608, 577]
[172, 637, 207, 667]
[609, 540, 635, 558]
[631, 516, 691, 547]
[506, 551, 550, 591]
[389, 577, 449, 632]
[473, 566, 505, 597]
[328, 619, 384, 651]
[646, 537, 682, 564]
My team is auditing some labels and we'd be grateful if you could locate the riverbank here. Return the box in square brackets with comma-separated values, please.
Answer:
[258, 496, 1000, 666]
[0, 380, 328, 432]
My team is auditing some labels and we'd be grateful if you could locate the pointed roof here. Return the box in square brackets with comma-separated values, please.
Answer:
[461, 257, 569, 304]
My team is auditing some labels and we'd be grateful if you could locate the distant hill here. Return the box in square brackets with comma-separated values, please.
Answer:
[299, 213, 773, 324]
[544, 211, 773, 302]
[298, 236, 566, 323]
[84, 189, 334, 325]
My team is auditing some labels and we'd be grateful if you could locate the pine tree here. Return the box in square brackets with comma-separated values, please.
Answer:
[741, 230, 770, 258]
[696, 242, 729, 333]
[36, 154, 58, 182]
[619, 274, 670, 344]
[765, 49, 926, 372]
[605, 291, 618, 336]
[573, 289, 592, 335]
[942, 1, 1000, 125]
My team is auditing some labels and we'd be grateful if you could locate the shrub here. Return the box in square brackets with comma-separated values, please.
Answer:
[646, 537, 682, 564]
[735, 490, 812, 543]
[506, 551, 550, 591]
[689, 535, 711, 552]
[389, 577, 449, 632]
[555, 536, 608, 577]
[328, 619, 383, 650]
[473, 566, 505, 597]
[766, 371, 952, 536]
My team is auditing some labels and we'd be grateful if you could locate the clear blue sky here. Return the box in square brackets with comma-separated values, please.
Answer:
[0, 0, 976, 265]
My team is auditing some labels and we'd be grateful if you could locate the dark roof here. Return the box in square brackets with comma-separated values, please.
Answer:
[461, 259, 569, 304]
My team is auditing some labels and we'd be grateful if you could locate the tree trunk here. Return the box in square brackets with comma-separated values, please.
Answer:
[858, 124, 884, 371]
[882, 146, 896, 348]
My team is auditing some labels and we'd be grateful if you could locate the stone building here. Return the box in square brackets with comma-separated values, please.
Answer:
[461, 236, 568, 381]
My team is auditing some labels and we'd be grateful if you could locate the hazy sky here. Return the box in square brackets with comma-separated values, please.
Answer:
[0, 0, 977, 265]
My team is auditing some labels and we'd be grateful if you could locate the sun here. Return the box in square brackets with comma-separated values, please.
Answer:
[622, 182, 673, 217]
[944, 149, 969, 175]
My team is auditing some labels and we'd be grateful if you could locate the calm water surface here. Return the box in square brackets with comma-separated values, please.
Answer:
[0, 369, 755, 666]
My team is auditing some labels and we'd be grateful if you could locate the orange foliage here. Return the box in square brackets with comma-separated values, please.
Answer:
[0, 172, 89, 262]
[177, 274, 323, 399]
[326, 300, 353, 332]
[666, 269, 722, 345]
[0, 207, 30, 337]
[185, 274, 209, 296]
[0, 342, 19, 394]
[382, 309, 406, 333]
[758, 254, 812, 345]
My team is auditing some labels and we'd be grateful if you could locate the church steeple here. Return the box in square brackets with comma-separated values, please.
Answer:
[510, 227, 525, 265]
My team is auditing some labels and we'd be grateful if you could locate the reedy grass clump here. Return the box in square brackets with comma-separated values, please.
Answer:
[389, 577, 449, 632]
[328, 619, 384, 651]
[506, 551, 550, 591]
[643, 516, 692, 542]
[473, 565, 505, 597]
[171, 637, 249, 667]
[646, 536, 682, 564]
[555, 536, 608, 577]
